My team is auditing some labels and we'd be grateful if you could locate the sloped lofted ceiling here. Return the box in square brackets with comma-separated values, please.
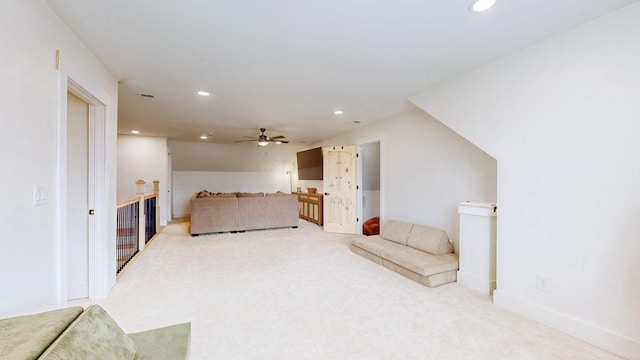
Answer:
[47, 0, 638, 146]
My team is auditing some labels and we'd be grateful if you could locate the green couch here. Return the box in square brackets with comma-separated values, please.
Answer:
[0, 305, 190, 360]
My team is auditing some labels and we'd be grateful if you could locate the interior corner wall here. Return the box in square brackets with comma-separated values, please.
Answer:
[409, 3, 640, 358]
[117, 135, 169, 226]
[310, 109, 497, 251]
[0, 1, 118, 317]
[361, 142, 381, 191]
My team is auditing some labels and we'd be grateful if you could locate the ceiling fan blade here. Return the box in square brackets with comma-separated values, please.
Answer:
[236, 128, 288, 144]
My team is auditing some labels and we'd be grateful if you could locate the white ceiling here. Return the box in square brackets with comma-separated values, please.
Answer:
[47, 0, 637, 145]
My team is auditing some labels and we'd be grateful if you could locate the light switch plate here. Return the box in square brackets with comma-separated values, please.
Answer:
[33, 185, 47, 206]
[537, 274, 551, 292]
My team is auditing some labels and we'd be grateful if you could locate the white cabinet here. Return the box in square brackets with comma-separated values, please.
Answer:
[457, 202, 497, 295]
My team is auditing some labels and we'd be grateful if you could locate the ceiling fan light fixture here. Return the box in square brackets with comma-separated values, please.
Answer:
[235, 128, 287, 146]
[470, 0, 496, 12]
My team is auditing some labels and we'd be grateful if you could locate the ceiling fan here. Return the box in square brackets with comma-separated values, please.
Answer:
[235, 128, 288, 146]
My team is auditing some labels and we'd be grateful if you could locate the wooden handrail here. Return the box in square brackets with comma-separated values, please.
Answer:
[117, 198, 139, 208]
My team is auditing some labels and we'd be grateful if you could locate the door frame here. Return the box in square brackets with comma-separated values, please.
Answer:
[56, 74, 110, 304]
[356, 136, 385, 234]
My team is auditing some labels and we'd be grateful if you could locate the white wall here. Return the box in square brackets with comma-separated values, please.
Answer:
[311, 109, 497, 251]
[173, 171, 291, 217]
[362, 142, 381, 191]
[117, 135, 169, 226]
[170, 140, 297, 172]
[409, 3, 640, 358]
[0, 0, 118, 317]
[362, 190, 381, 223]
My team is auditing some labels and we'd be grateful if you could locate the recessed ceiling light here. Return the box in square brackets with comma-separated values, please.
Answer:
[131, 130, 140, 134]
[200, 135, 207, 140]
[470, 0, 496, 12]
[334, 110, 344, 115]
[197, 90, 210, 96]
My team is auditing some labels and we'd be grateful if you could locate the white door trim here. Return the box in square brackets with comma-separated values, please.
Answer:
[56, 73, 110, 305]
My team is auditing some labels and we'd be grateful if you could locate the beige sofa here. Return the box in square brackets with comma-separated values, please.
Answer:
[349, 219, 459, 287]
[190, 191, 299, 235]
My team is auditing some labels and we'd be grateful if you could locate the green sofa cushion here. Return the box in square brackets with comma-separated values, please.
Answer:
[0, 306, 83, 360]
[39, 305, 137, 360]
[128, 322, 191, 360]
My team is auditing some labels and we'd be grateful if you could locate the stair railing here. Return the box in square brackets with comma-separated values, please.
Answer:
[116, 179, 160, 275]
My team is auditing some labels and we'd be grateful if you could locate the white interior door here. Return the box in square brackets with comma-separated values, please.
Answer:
[323, 146, 358, 234]
[67, 91, 89, 300]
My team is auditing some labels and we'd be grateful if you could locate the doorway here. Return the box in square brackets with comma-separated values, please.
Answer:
[359, 141, 381, 234]
[57, 76, 111, 305]
[67, 91, 90, 300]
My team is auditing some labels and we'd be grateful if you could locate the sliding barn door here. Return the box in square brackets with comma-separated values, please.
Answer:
[323, 146, 357, 234]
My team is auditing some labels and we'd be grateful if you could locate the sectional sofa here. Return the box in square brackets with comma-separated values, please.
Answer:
[190, 191, 300, 235]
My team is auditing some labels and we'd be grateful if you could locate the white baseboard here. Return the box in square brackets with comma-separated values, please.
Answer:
[493, 289, 640, 360]
[457, 271, 495, 295]
[67, 282, 88, 301]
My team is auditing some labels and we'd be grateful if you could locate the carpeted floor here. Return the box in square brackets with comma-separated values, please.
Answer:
[70, 219, 622, 359]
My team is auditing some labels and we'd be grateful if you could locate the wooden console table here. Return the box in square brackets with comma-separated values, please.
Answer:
[293, 192, 323, 226]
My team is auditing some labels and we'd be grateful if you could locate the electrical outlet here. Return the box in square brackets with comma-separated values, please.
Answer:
[537, 274, 551, 292]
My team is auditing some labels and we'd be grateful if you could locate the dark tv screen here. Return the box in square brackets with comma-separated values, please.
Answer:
[296, 147, 323, 180]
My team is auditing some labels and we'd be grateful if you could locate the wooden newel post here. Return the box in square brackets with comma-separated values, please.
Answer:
[136, 179, 146, 251]
[136, 179, 145, 197]
[153, 180, 160, 231]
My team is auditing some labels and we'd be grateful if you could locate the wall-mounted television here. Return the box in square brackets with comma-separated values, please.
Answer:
[296, 147, 323, 180]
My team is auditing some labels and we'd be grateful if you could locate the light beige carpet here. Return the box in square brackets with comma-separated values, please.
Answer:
[70, 220, 621, 359]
